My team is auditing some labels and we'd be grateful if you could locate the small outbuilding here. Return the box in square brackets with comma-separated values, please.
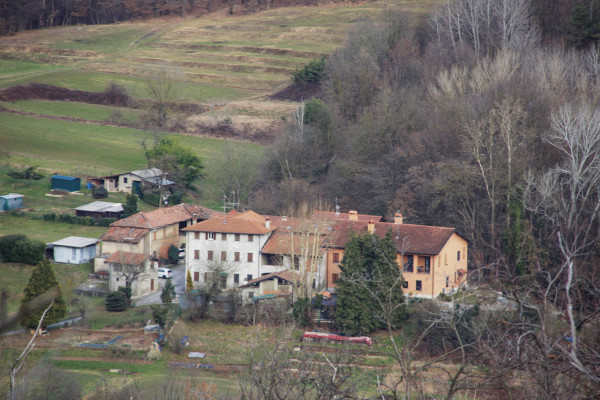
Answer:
[74, 201, 124, 220]
[51, 175, 81, 192]
[50, 236, 99, 264]
[0, 193, 24, 211]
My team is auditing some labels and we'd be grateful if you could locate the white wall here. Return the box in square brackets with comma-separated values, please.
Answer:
[54, 245, 96, 264]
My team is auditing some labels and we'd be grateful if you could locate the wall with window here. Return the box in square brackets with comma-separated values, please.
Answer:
[185, 230, 272, 290]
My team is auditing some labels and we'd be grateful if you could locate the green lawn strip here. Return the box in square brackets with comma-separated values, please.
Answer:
[0, 113, 262, 177]
[51, 357, 167, 374]
[86, 300, 153, 330]
[0, 100, 144, 124]
[0, 262, 91, 314]
[0, 59, 65, 79]
[0, 215, 108, 243]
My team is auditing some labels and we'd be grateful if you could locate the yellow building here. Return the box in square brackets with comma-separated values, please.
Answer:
[326, 213, 468, 298]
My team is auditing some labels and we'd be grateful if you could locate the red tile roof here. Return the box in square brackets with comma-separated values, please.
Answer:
[110, 204, 222, 230]
[106, 251, 148, 265]
[313, 210, 383, 222]
[183, 211, 274, 235]
[100, 227, 148, 243]
[261, 232, 328, 255]
[330, 220, 461, 255]
[240, 270, 300, 288]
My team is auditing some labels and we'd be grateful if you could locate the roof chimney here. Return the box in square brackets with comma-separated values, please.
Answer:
[265, 217, 270, 229]
[367, 220, 375, 233]
[349, 210, 358, 221]
[282, 216, 287, 221]
[394, 212, 403, 224]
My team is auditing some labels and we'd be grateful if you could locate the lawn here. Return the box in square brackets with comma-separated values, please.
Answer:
[0, 100, 144, 124]
[0, 112, 263, 177]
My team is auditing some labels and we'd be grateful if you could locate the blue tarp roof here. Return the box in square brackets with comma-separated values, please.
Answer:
[52, 175, 78, 181]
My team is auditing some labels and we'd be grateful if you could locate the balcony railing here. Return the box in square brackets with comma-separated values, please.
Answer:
[417, 266, 430, 274]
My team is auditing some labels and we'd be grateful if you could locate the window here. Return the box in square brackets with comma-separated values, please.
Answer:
[234, 252, 240, 261]
[457, 251, 460, 261]
[124, 177, 128, 183]
[221, 251, 227, 261]
[194, 232, 200, 240]
[207, 251, 213, 261]
[312, 279, 316, 289]
[404, 255, 414, 272]
[332, 273, 339, 284]
[446, 276, 449, 288]
[332, 253, 340, 263]
[220, 275, 227, 289]
[194, 250, 200, 259]
[235, 234, 240, 241]
[222, 233, 227, 241]
[403, 281, 408, 289]
[247, 274, 253, 281]
[248, 234, 253, 242]
[416, 280, 422, 291]
[422, 256, 431, 273]
[206, 232, 215, 240]
[234, 274, 239, 284]
[248, 291, 254, 299]
[193, 272, 199, 282]
[248, 253, 253, 262]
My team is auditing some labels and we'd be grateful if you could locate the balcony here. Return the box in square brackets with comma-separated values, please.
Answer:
[403, 263, 414, 273]
[416, 266, 430, 274]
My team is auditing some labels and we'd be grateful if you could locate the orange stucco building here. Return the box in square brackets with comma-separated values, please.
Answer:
[326, 213, 468, 298]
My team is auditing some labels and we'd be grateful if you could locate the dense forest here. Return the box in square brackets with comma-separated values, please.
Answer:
[242, 1, 600, 395]
[0, 0, 323, 33]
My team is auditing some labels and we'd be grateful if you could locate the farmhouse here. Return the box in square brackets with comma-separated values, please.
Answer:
[0, 193, 24, 211]
[183, 211, 275, 290]
[239, 270, 299, 304]
[50, 236, 99, 264]
[51, 175, 81, 192]
[91, 168, 174, 194]
[74, 201, 124, 220]
[326, 213, 469, 298]
[97, 203, 222, 298]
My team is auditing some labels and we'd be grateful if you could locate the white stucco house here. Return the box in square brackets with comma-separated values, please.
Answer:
[50, 236, 99, 264]
[183, 211, 276, 289]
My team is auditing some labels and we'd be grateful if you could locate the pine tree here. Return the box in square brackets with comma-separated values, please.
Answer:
[186, 270, 194, 292]
[122, 193, 138, 218]
[20, 259, 66, 329]
[335, 231, 407, 336]
[161, 279, 176, 305]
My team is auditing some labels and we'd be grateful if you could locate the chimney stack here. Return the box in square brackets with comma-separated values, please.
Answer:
[394, 212, 403, 224]
[349, 210, 358, 221]
[265, 217, 270, 229]
[367, 220, 375, 233]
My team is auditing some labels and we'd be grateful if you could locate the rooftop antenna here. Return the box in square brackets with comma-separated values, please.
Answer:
[223, 194, 239, 213]
[335, 197, 340, 217]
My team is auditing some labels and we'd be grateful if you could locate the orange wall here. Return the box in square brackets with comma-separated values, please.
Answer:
[325, 233, 468, 298]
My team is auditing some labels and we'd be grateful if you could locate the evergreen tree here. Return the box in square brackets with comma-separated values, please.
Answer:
[335, 231, 407, 336]
[161, 279, 176, 305]
[20, 259, 66, 329]
[122, 193, 138, 218]
[186, 270, 194, 292]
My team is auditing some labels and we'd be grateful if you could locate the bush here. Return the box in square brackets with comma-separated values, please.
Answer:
[292, 57, 326, 86]
[92, 185, 108, 199]
[96, 217, 117, 227]
[6, 165, 44, 180]
[105, 291, 128, 311]
[167, 245, 179, 265]
[118, 286, 132, 307]
[0, 234, 45, 264]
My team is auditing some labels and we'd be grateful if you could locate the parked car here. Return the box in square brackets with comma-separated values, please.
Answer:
[158, 267, 173, 279]
[178, 248, 185, 259]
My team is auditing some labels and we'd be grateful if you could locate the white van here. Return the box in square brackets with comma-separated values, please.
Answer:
[158, 268, 173, 279]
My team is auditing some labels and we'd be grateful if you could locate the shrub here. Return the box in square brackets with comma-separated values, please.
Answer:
[118, 286, 132, 307]
[42, 213, 56, 221]
[96, 217, 117, 227]
[20, 259, 66, 329]
[104, 82, 132, 107]
[292, 57, 325, 86]
[6, 165, 44, 180]
[105, 291, 128, 311]
[0, 234, 45, 264]
[167, 245, 179, 265]
[92, 185, 108, 199]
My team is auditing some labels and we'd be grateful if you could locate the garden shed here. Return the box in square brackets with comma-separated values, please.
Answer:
[51, 175, 81, 192]
[74, 201, 124, 220]
[0, 193, 24, 211]
[50, 236, 99, 264]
